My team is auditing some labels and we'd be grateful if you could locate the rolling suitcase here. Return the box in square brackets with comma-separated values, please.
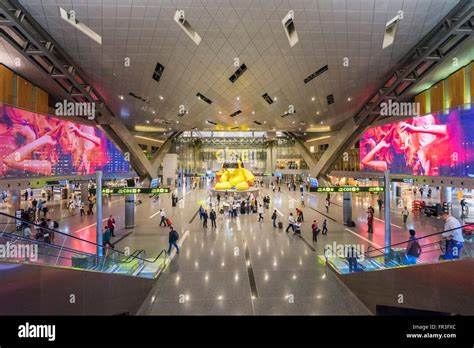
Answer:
[166, 218, 172, 226]
[278, 221, 283, 229]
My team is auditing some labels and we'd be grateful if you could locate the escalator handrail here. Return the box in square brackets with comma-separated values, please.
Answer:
[363, 222, 474, 257]
[0, 212, 166, 264]
[0, 231, 141, 266]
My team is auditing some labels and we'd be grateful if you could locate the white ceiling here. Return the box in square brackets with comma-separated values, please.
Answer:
[6, 0, 460, 133]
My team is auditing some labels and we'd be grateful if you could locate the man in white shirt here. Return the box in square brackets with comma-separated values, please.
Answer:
[286, 213, 295, 233]
[159, 209, 167, 227]
[258, 204, 264, 222]
[441, 212, 464, 259]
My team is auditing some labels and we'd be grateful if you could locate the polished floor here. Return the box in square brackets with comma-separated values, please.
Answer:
[2, 185, 466, 315]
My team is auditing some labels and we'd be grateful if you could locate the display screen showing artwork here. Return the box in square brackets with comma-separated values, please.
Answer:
[359, 108, 474, 177]
[0, 104, 130, 178]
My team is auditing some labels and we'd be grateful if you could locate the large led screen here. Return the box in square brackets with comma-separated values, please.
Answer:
[0, 104, 130, 178]
[359, 108, 474, 177]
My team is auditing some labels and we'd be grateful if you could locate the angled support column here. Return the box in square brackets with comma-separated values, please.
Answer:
[283, 132, 318, 173]
[150, 132, 182, 175]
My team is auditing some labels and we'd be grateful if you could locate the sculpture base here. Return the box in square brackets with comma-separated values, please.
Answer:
[210, 186, 260, 198]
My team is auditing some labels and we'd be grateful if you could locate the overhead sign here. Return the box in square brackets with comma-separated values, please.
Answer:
[316, 186, 384, 193]
[102, 187, 170, 195]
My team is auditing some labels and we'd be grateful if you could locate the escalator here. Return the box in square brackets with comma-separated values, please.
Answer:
[0, 212, 170, 315]
[324, 223, 474, 315]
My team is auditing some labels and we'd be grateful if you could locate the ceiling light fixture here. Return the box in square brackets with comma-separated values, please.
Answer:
[173, 10, 202, 45]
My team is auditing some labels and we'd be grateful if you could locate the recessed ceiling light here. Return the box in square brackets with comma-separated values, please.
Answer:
[264, 121, 266, 124]
[168, 127, 172, 130]
[252, 111, 255, 114]
[219, 111, 222, 114]
[118, 95, 124, 100]
[292, 121, 295, 124]
[146, 120, 150, 124]
[347, 97, 352, 101]
[311, 97, 315, 101]
[236, 97, 240, 101]
[152, 111, 156, 114]
[234, 121, 237, 124]
[176, 121, 179, 124]
[316, 111, 320, 115]
[320, 121, 324, 124]
[274, 97, 277, 101]
[159, 95, 163, 100]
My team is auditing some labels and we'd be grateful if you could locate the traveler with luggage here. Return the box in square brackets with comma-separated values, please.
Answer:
[271, 209, 278, 228]
[402, 206, 409, 224]
[159, 209, 167, 227]
[322, 219, 328, 235]
[312, 220, 320, 242]
[202, 209, 209, 228]
[286, 213, 296, 233]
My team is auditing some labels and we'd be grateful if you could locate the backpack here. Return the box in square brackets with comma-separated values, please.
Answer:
[407, 240, 422, 257]
[172, 230, 179, 242]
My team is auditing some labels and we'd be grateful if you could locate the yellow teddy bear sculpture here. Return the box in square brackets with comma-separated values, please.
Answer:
[215, 160, 255, 190]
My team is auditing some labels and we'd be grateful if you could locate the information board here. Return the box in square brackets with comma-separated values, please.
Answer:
[102, 187, 170, 195]
[315, 186, 384, 193]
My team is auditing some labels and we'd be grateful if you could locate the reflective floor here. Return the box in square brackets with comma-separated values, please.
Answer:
[4, 185, 464, 315]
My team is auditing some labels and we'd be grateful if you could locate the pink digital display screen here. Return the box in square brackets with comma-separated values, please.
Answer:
[0, 104, 129, 178]
[360, 108, 474, 177]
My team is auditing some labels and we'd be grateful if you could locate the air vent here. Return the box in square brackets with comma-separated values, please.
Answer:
[326, 94, 335, 105]
[383, 12, 402, 49]
[129, 92, 149, 103]
[230, 110, 242, 118]
[281, 11, 299, 47]
[196, 92, 212, 104]
[173, 10, 202, 45]
[207, 120, 217, 125]
[152, 62, 165, 82]
[191, 127, 197, 130]
[229, 64, 247, 83]
[304, 65, 328, 84]
[231, 126, 239, 130]
[281, 109, 296, 118]
[254, 121, 262, 125]
[262, 93, 274, 105]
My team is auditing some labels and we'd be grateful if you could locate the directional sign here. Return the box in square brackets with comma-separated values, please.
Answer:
[101, 187, 170, 195]
[315, 186, 384, 193]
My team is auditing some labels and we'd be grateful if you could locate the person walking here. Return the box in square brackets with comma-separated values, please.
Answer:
[271, 209, 278, 228]
[202, 209, 208, 228]
[216, 193, 221, 208]
[159, 209, 167, 227]
[300, 194, 305, 207]
[285, 213, 296, 233]
[402, 206, 409, 224]
[377, 198, 383, 211]
[107, 215, 116, 237]
[258, 204, 264, 222]
[322, 219, 328, 235]
[167, 226, 180, 255]
[367, 209, 374, 234]
[103, 226, 115, 250]
[80, 201, 85, 217]
[325, 198, 330, 213]
[405, 229, 421, 265]
[311, 220, 319, 242]
[210, 209, 217, 228]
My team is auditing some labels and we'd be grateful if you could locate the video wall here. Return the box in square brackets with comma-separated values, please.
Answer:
[360, 107, 474, 177]
[0, 104, 130, 178]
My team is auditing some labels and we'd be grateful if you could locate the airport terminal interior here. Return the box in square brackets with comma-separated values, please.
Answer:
[0, 0, 473, 317]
